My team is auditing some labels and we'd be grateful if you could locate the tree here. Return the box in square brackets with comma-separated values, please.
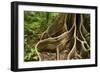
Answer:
[24, 12, 90, 61]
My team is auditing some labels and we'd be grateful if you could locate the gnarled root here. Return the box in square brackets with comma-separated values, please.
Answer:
[35, 13, 90, 61]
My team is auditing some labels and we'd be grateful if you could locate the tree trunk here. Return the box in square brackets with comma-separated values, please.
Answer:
[35, 13, 90, 61]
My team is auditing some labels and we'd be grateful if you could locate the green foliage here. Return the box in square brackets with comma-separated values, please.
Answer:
[24, 11, 59, 61]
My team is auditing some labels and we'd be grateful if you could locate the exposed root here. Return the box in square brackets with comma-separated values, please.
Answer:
[34, 13, 90, 61]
